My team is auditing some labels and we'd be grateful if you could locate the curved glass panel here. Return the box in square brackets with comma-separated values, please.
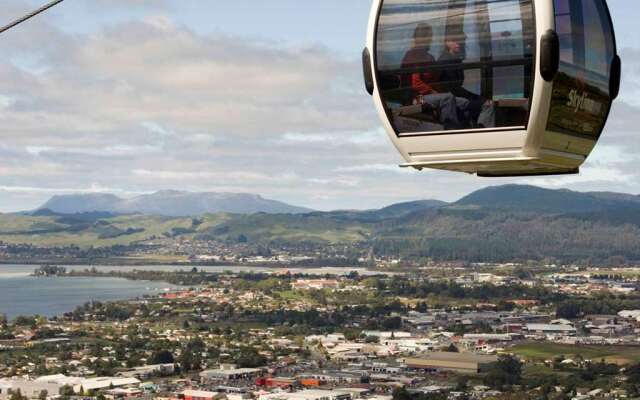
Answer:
[375, 0, 535, 135]
[547, 0, 615, 138]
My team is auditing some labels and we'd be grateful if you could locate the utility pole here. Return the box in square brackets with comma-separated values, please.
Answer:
[1, 0, 65, 35]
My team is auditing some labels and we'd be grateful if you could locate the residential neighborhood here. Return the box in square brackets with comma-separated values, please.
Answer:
[3, 265, 640, 400]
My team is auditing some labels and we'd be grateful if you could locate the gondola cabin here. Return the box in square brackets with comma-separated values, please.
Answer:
[363, 0, 620, 176]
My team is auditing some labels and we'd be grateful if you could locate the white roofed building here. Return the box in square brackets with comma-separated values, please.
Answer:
[524, 324, 576, 336]
[259, 389, 352, 400]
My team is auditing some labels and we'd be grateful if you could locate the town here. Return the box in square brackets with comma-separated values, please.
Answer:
[3, 265, 640, 400]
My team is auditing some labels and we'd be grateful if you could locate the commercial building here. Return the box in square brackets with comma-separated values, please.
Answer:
[0, 375, 140, 399]
[404, 352, 498, 374]
[0, 378, 61, 400]
[118, 363, 175, 379]
[200, 365, 263, 381]
[524, 324, 577, 336]
[259, 389, 352, 400]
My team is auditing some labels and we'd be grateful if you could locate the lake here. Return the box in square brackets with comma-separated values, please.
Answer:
[0, 265, 179, 319]
[0, 264, 386, 319]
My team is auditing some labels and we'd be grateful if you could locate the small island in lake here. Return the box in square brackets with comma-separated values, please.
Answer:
[31, 265, 67, 277]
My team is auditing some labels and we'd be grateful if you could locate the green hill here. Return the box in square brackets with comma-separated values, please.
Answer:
[2, 185, 640, 264]
[454, 184, 638, 213]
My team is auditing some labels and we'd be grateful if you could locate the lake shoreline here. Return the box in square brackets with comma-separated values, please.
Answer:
[0, 259, 371, 270]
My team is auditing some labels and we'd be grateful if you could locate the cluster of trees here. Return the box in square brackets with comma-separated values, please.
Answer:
[392, 387, 446, 400]
[483, 355, 522, 390]
[2, 242, 135, 261]
[246, 299, 406, 332]
[32, 265, 67, 277]
[520, 358, 638, 397]
[556, 295, 640, 318]
[67, 268, 220, 286]
[372, 276, 563, 304]
[66, 301, 134, 322]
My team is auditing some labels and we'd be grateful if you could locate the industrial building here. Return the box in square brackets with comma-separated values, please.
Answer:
[404, 352, 498, 374]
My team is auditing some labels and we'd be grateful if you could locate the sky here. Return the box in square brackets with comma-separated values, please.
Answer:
[0, 0, 639, 212]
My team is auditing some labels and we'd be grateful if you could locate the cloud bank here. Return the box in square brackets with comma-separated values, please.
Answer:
[0, 1, 639, 211]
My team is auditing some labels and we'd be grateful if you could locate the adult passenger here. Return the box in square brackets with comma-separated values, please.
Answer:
[401, 23, 468, 130]
[437, 26, 495, 128]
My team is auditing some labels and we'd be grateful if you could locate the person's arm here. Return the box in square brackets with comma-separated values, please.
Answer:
[411, 72, 435, 95]
[451, 85, 480, 100]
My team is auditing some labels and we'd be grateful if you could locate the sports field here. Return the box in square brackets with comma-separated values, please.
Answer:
[512, 342, 640, 365]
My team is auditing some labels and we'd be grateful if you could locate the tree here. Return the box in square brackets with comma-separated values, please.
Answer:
[392, 388, 446, 400]
[382, 316, 402, 330]
[13, 315, 37, 328]
[484, 355, 522, 390]
[392, 387, 412, 400]
[236, 347, 267, 368]
[364, 335, 379, 343]
[178, 339, 205, 371]
[9, 389, 26, 400]
[149, 349, 175, 364]
[556, 301, 581, 319]
[444, 343, 459, 353]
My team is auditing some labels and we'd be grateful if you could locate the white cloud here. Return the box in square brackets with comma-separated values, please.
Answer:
[519, 165, 634, 188]
[335, 163, 419, 174]
[0, 183, 142, 195]
[141, 121, 174, 137]
[280, 130, 386, 147]
[0, 94, 14, 109]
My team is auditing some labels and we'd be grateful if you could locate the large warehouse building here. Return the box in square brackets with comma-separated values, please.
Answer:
[404, 352, 498, 374]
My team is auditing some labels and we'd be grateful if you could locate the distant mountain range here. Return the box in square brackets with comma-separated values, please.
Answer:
[33, 185, 640, 217]
[4, 184, 639, 264]
[37, 190, 312, 216]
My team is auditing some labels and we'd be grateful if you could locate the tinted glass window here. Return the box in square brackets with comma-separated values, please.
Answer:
[547, 0, 615, 138]
[375, 0, 535, 135]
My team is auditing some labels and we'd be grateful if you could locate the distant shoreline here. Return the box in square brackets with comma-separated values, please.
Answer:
[0, 259, 363, 269]
[0, 263, 391, 277]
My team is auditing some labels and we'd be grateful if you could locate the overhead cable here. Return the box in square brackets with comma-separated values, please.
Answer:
[0, 0, 65, 35]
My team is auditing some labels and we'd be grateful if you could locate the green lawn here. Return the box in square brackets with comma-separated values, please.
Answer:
[512, 342, 640, 364]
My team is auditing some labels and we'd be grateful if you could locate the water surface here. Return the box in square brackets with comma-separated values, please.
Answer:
[0, 265, 177, 319]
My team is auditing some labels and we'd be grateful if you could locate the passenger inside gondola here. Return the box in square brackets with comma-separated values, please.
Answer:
[437, 24, 496, 128]
[401, 23, 469, 130]
[377, 0, 535, 135]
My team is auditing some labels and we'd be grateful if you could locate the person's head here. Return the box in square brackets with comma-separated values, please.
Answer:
[413, 22, 433, 50]
[445, 19, 466, 57]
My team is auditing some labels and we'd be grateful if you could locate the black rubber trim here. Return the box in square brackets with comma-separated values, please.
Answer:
[610, 54, 621, 100]
[593, 0, 619, 139]
[540, 29, 559, 82]
[478, 168, 579, 178]
[398, 127, 525, 138]
[362, 47, 374, 96]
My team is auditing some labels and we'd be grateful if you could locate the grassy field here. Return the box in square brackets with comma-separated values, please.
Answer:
[0, 211, 371, 249]
[512, 342, 640, 364]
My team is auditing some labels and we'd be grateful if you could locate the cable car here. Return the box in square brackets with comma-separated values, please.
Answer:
[362, 0, 621, 177]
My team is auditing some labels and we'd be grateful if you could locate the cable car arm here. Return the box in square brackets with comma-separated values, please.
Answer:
[0, 0, 65, 35]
